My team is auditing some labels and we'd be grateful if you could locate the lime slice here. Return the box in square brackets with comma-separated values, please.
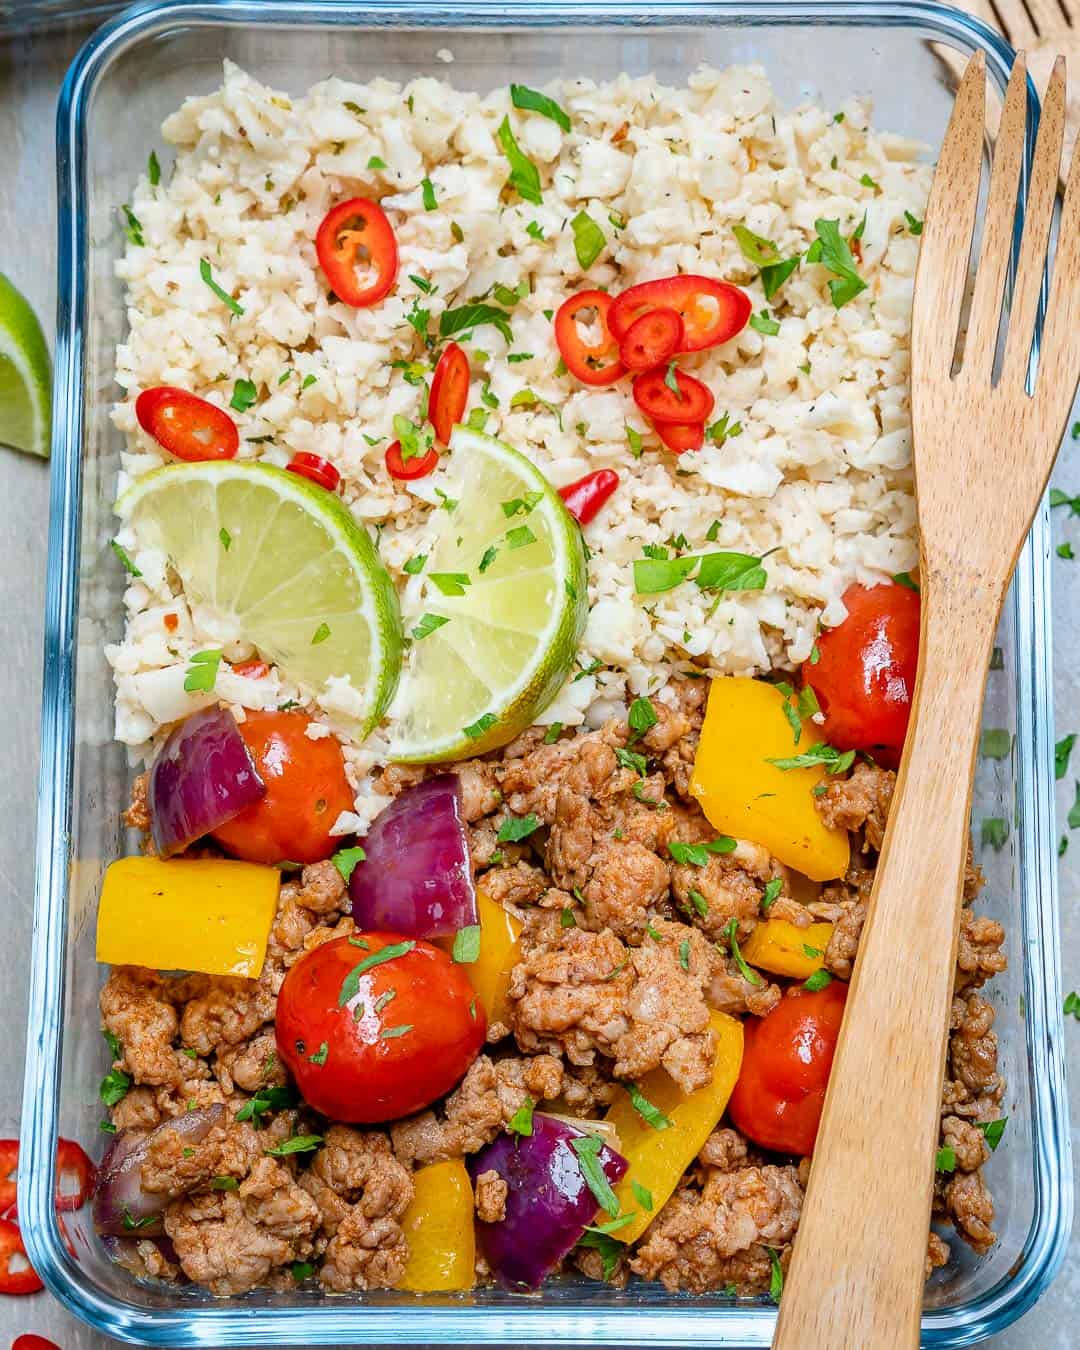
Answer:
[0, 272, 52, 458]
[389, 426, 588, 763]
[116, 461, 401, 734]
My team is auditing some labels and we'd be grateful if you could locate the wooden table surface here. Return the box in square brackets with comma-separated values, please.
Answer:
[0, 13, 1076, 1350]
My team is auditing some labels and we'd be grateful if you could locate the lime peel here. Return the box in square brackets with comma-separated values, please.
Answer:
[0, 272, 52, 459]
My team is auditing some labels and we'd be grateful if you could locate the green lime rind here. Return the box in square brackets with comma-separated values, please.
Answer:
[0, 272, 52, 458]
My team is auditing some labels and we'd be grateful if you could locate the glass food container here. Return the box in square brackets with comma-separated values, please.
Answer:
[24, 1, 1072, 1344]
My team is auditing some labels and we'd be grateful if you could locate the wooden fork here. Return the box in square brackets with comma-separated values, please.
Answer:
[773, 53, 1080, 1350]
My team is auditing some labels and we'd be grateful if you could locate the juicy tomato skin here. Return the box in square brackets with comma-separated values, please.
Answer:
[609, 275, 752, 352]
[315, 198, 398, 308]
[558, 469, 619, 525]
[553, 290, 626, 387]
[210, 710, 354, 865]
[287, 453, 341, 493]
[801, 581, 921, 768]
[728, 981, 848, 1156]
[428, 342, 469, 444]
[632, 367, 715, 424]
[655, 420, 705, 454]
[385, 441, 439, 481]
[135, 387, 239, 462]
[276, 932, 487, 1122]
[619, 307, 684, 372]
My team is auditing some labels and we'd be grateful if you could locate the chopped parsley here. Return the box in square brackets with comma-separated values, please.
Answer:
[628, 696, 658, 739]
[234, 1084, 297, 1128]
[497, 813, 540, 843]
[291, 1262, 315, 1282]
[678, 938, 691, 971]
[767, 1247, 783, 1302]
[749, 308, 780, 336]
[976, 1118, 1007, 1150]
[506, 524, 537, 549]
[544, 723, 563, 744]
[507, 1096, 535, 1136]
[199, 258, 244, 315]
[1058, 542, 1075, 560]
[403, 553, 427, 575]
[464, 712, 498, 740]
[732, 224, 801, 300]
[762, 877, 783, 911]
[766, 743, 855, 774]
[1056, 733, 1076, 780]
[707, 412, 743, 447]
[981, 817, 1008, 850]
[804, 969, 833, 991]
[331, 846, 366, 883]
[439, 303, 513, 345]
[380, 1023, 413, 1039]
[569, 1135, 619, 1217]
[979, 728, 1011, 760]
[1069, 783, 1080, 830]
[631, 1180, 654, 1211]
[452, 925, 481, 963]
[626, 424, 644, 458]
[497, 116, 543, 205]
[570, 210, 606, 271]
[668, 838, 737, 866]
[892, 570, 919, 592]
[308, 1042, 328, 1066]
[724, 918, 762, 986]
[148, 149, 161, 185]
[615, 746, 648, 777]
[576, 1229, 622, 1279]
[99, 1067, 131, 1107]
[1066, 991, 1080, 1019]
[121, 204, 144, 246]
[935, 1145, 957, 1173]
[110, 540, 141, 577]
[229, 378, 258, 413]
[510, 83, 571, 132]
[526, 220, 546, 240]
[632, 548, 771, 597]
[904, 210, 923, 235]
[860, 171, 880, 192]
[1050, 487, 1080, 515]
[808, 217, 866, 308]
[411, 613, 450, 641]
[311, 622, 331, 645]
[219, 527, 232, 552]
[265, 1134, 324, 1157]
[421, 177, 438, 210]
[429, 572, 471, 597]
[183, 648, 222, 693]
[367, 155, 387, 170]
[338, 941, 416, 1006]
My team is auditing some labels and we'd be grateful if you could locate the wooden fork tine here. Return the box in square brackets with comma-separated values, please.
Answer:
[912, 53, 986, 383]
[1001, 58, 1067, 386]
[964, 56, 1029, 380]
[1035, 60, 1080, 427]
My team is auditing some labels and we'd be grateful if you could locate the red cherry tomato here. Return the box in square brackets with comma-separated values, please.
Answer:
[13, 1337, 61, 1350]
[618, 306, 684, 371]
[728, 981, 848, 1156]
[231, 658, 270, 679]
[135, 387, 239, 462]
[632, 367, 715, 424]
[315, 198, 398, 308]
[801, 581, 920, 768]
[609, 275, 752, 353]
[385, 440, 439, 481]
[276, 932, 486, 1122]
[558, 469, 620, 525]
[0, 1221, 42, 1295]
[655, 420, 705, 454]
[286, 453, 340, 493]
[428, 342, 469, 445]
[0, 1140, 94, 1218]
[553, 290, 625, 387]
[210, 710, 354, 865]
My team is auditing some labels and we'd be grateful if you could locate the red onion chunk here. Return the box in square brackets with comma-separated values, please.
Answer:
[149, 707, 265, 857]
[349, 774, 477, 939]
[468, 1114, 628, 1289]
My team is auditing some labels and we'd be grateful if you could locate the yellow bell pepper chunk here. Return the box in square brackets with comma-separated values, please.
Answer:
[458, 884, 523, 1027]
[605, 1010, 744, 1245]
[96, 856, 280, 978]
[398, 1159, 475, 1292]
[690, 677, 850, 882]
[741, 918, 834, 980]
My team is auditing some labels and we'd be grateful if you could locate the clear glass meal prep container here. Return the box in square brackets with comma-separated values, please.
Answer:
[23, 0, 1073, 1343]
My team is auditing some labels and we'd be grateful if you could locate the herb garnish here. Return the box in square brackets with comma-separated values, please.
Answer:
[668, 838, 737, 866]
[766, 743, 855, 774]
[234, 1084, 296, 1128]
[183, 649, 222, 693]
[331, 846, 365, 883]
[807, 218, 866, 308]
[338, 941, 416, 1006]
[412, 613, 450, 641]
[265, 1133, 324, 1157]
[99, 1067, 131, 1107]
[452, 926, 481, 963]
[311, 622, 331, 645]
[464, 712, 498, 740]
[497, 813, 540, 843]
[507, 1096, 535, 1136]
[229, 378, 257, 413]
[199, 258, 244, 316]
[569, 1135, 619, 1217]
[732, 225, 801, 300]
[110, 540, 141, 577]
[439, 303, 513, 345]
[628, 1083, 671, 1130]
[804, 969, 833, 991]
[724, 918, 762, 986]
[571, 211, 606, 271]
[762, 877, 783, 911]
[497, 116, 543, 205]
[510, 84, 571, 132]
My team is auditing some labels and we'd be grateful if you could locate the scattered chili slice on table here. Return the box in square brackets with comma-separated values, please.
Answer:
[428, 342, 470, 445]
[385, 440, 439, 482]
[0, 1142, 16, 1215]
[559, 469, 619, 525]
[618, 306, 684, 371]
[286, 452, 341, 493]
[609, 274, 751, 352]
[315, 198, 398, 308]
[135, 387, 239, 462]
[12, 1336, 61, 1349]
[0, 1139, 94, 1218]
[632, 366, 715, 424]
[553, 290, 625, 387]
[655, 420, 706, 454]
[0, 1220, 42, 1296]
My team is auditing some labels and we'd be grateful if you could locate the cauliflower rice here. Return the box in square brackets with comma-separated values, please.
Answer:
[107, 58, 926, 829]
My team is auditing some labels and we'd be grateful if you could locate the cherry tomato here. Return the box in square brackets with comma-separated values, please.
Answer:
[632, 367, 715, 424]
[618, 306, 684, 371]
[276, 932, 486, 1122]
[135, 387, 239, 462]
[286, 453, 340, 493]
[385, 440, 439, 481]
[428, 342, 469, 445]
[801, 581, 920, 768]
[0, 1221, 42, 1295]
[231, 658, 270, 679]
[0, 1140, 94, 1218]
[728, 981, 848, 1156]
[609, 275, 752, 353]
[315, 198, 398, 308]
[553, 290, 625, 387]
[558, 469, 619, 525]
[13, 1337, 61, 1350]
[210, 710, 354, 865]
[655, 420, 705, 454]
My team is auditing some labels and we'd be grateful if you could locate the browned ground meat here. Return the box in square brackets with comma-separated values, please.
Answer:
[815, 762, 894, 849]
[122, 771, 152, 833]
[474, 1169, 508, 1224]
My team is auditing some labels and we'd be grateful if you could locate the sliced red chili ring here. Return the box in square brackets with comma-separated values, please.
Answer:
[54, 1140, 95, 1214]
[231, 658, 271, 679]
[385, 440, 439, 481]
[0, 1141, 17, 1215]
[315, 197, 398, 308]
[632, 367, 715, 424]
[135, 387, 239, 462]
[655, 420, 706, 454]
[609, 275, 752, 353]
[559, 469, 620, 525]
[618, 307, 684, 372]
[428, 342, 469, 444]
[13, 1336, 62, 1350]
[286, 452, 341, 493]
[0, 1219, 42, 1295]
[553, 290, 625, 387]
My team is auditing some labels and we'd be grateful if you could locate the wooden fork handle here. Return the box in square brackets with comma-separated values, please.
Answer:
[773, 578, 997, 1349]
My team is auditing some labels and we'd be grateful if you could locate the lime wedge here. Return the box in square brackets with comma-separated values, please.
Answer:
[389, 426, 588, 763]
[0, 272, 52, 458]
[116, 461, 401, 734]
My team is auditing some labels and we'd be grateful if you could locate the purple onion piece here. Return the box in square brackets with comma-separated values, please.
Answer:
[93, 1104, 224, 1236]
[149, 707, 265, 857]
[468, 1113, 628, 1290]
[349, 774, 477, 939]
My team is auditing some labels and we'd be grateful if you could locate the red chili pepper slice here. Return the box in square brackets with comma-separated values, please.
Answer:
[232, 658, 270, 679]
[286, 452, 341, 493]
[0, 1142, 17, 1216]
[53, 1141, 95, 1215]
[632, 367, 715, 424]
[428, 342, 469, 445]
[654, 420, 706, 454]
[315, 198, 398, 308]
[609, 275, 752, 353]
[385, 440, 439, 482]
[135, 387, 239, 462]
[558, 469, 620, 525]
[0, 1220, 42, 1296]
[618, 306, 684, 372]
[13, 1336, 61, 1350]
[553, 290, 625, 387]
